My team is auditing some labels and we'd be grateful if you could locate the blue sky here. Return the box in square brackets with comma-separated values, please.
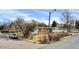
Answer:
[0, 9, 79, 25]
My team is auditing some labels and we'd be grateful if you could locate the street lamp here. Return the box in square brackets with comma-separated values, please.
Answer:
[48, 9, 56, 32]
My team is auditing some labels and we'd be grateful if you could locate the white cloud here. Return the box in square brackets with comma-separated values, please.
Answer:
[51, 17, 64, 24]
[0, 9, 64, 25]
[24, 17, 48, 25]
[24, 16, 64, 25]
[67, 9, 79, 19]
[0, 9, 30, 22]
[34, 10, 49, 16]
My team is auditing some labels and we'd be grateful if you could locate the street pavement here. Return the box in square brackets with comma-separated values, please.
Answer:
[40, 34, 79, 49]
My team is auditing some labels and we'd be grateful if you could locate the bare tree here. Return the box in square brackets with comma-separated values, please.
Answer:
[15, 18, 29, 38]
[15, 18, 37, 38]
[61, 9, 74, 32]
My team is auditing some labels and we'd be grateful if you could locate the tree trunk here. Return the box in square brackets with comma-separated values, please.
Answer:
[23, 29, 30, 39]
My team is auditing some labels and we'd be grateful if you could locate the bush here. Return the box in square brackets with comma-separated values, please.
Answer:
[39, 34, 60, 44]
[48, 34, 54, 41]
[48, 34, 60, 41]
[38, 32, 69, 44]
[52, 35, 60, 41]
[1, 30, 9, 33]
[39, 35, 49, 44]
[56, 32, 69, 38]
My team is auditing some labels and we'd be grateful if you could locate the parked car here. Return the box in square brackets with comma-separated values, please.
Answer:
[9, 33, 18, 39]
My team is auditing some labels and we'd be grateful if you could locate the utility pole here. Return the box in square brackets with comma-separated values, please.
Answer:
[49, 11, 51, 29]
[48, 9, 56, 32]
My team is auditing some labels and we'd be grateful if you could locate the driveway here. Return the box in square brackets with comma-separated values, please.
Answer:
[0, 33, 46, 49]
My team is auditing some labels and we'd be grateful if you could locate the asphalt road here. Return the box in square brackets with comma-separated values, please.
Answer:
[41, 34, 79, 49]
